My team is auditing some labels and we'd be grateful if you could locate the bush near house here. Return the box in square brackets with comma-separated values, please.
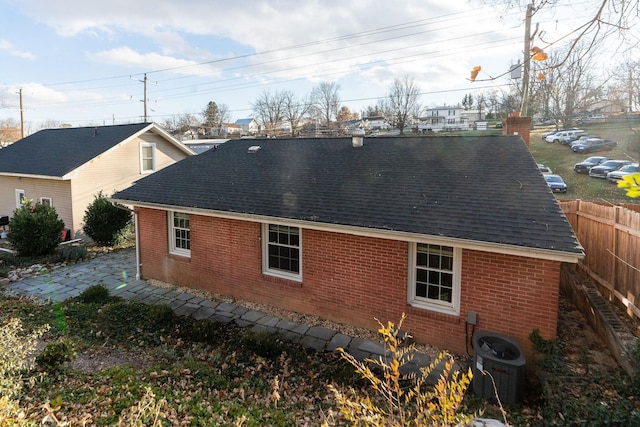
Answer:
[7, 200, 64, 257]
[83, 191, 132, 246]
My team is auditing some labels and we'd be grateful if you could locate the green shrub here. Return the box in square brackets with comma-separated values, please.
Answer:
[8, 200, 64, 257]
[35, 338, 76, 373]
[241, 330, 285, 359]
[77, 285, 111, 304]
[146, 304, 177, 328]
[82, 191, 132, 246]
[178, 317, 220, 343]
[57, 244, 89, 262]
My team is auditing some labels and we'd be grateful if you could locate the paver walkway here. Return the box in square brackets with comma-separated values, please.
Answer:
[2, 248, 434, 374]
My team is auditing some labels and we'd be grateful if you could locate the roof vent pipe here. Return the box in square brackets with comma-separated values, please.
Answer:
[352, 129, 365, 147]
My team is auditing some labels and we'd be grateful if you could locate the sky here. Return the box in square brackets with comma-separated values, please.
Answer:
[0, 0, 619, 130]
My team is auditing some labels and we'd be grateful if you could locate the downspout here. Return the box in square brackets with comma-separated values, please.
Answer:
[110, 201, 141, 280]
[134, 209, 141, 280]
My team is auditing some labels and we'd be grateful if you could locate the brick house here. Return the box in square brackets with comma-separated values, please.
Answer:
[112, 134, 583, 358]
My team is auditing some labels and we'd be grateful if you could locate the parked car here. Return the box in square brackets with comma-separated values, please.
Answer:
[576, 114, 606, 124]
[571, 138, 618, 153]
[544, 174, 568, 193]
[606, 163, 639, 183]
[569, 134, 598, 147]
[545, 130, 584, 143]
[538, 164, 553, 175]
[589, 160, 633, 178]
[574, 156, 608, 174]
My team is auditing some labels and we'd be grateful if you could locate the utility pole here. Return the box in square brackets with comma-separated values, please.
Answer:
[131, 73, 156, 122]
[18, 88, 24, 139]
[520, 3, 534, 117]
[143, 73, 148, 122]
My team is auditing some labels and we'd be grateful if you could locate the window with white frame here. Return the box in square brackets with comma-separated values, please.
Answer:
[140, 143, 156, 173]
[408, 243, 461, 315]
[169, 211, 190, 256]
[40, 197, 52, 207]
[15, 189, 25, 208]
[262, 224, 301, 281]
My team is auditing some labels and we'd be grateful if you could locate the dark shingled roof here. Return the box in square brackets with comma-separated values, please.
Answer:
[0, 123, 152, 177]
[113, 135, 583, 255]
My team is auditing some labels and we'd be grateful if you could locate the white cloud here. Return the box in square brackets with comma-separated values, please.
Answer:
[90, 47, 223, 77]
[0, 40, 35, 60]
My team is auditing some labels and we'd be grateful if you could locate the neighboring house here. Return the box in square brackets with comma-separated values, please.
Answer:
[0, 123, 193, 238]
[183, 139, 228, 154]
[361, 116, 389, 131]
[112, 135, 583, 358]
[235, 118, 260, 135]
[419, 105, 469, 132]
[221, 123, 241, 136]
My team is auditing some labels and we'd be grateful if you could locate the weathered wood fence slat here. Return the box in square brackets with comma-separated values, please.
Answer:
[560, 200, 640, 320]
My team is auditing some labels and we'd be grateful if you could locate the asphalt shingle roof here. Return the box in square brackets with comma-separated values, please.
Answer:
[113, 135, 583, 255]
[0, 123, 152, 177]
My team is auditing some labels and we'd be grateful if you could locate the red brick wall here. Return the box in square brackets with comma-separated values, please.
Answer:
[137, 207, 560, 359]
[503, 116, 532, 146]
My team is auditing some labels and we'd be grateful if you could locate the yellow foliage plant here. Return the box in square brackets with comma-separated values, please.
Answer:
[618, 173, 640, 198]
[326, 313, 476, 426]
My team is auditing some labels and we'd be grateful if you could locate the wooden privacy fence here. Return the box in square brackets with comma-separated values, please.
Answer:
[560, 200, 640, 319]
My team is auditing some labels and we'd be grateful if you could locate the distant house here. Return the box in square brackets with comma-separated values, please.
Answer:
[235, 118, 260, 135]
[217, 123, 241, 137]
[419, 106, 469, 132]
[0, 123, 193, 238]
[183, 139, 228, 154]
[0, 126, 21, 148]
[113, 132, 583, 358]
[362, 116, 389, 131]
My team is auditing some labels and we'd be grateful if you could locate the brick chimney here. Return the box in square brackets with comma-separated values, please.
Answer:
[502, 112, 532, 147]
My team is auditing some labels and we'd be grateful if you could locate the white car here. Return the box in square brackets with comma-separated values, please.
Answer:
[537, 164, 553, 175]
[545, 130, 584, 143]
[606, 164, 639, 183]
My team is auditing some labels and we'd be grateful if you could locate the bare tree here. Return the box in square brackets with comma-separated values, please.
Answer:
[610, 60, 640, 113]
[385, 76, 421, 135]
[476, 93, 487, 120]
[310, 81, 341, 126]
[176, 113, 201, 139]
[538, 45, 600, 126]
[252, 90, 286, 136]
[281, 90, 311, 137]
[160, 115, 180, 134]
[492, 1, 639, 62]
[0, 118, 21, 146]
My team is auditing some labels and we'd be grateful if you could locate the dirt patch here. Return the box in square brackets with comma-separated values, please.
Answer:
[70, 346, 153, 373]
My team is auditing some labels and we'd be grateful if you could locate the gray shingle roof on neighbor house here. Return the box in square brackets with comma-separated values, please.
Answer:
[0, 123, 152, 177]
[113, 135, 584, 256]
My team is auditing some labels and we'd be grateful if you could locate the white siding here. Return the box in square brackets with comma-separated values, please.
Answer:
[0, 176, 73, 229]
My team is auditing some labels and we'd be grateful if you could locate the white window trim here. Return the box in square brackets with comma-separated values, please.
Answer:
[168, 211, 190, 257]
[40, 197, 53, 207]
[407, 242, 461, 316]
[140, 142, 157, 173]
[262, 223, 302, 282]
[15, 189, 25, 209]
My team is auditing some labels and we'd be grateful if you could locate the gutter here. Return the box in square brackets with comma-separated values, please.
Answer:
[110, 198, 585, 264]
